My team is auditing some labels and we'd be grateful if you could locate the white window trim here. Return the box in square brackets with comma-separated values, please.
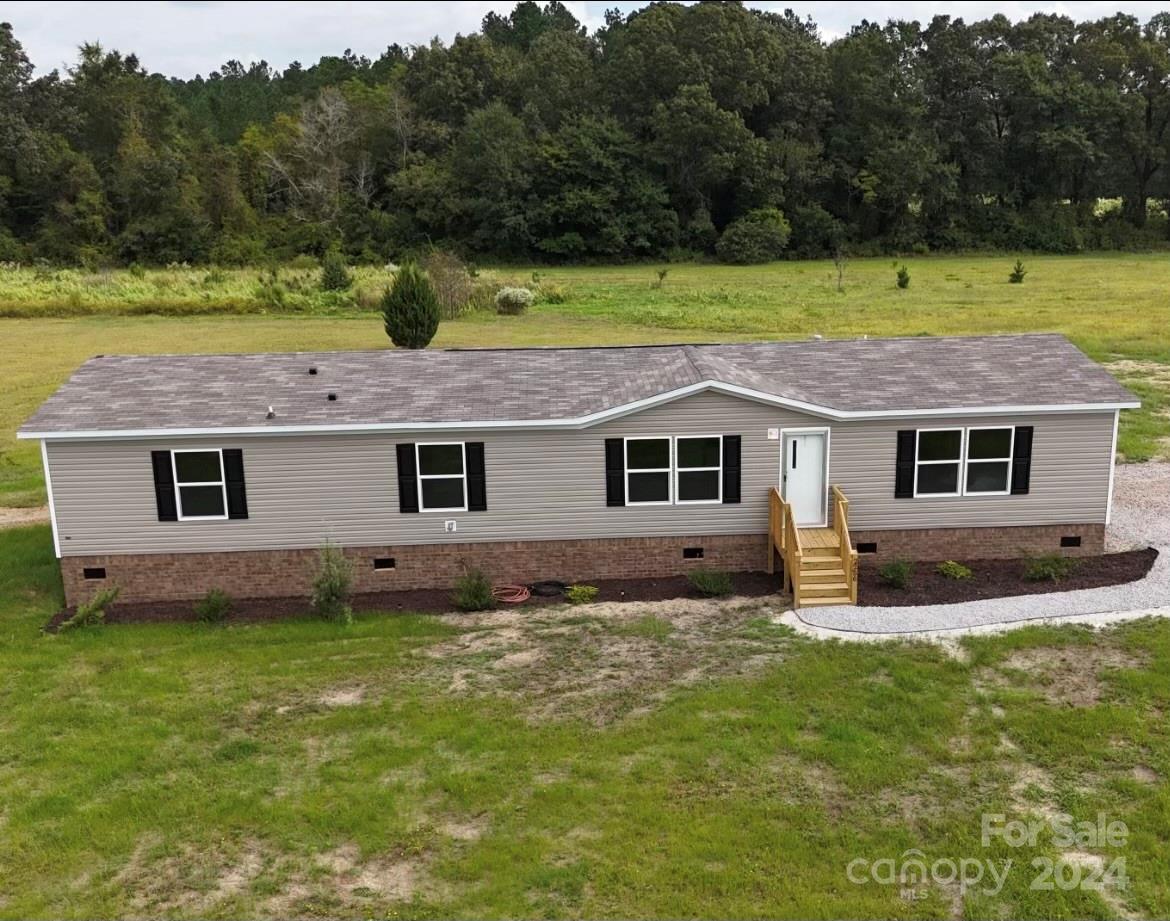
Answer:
[624, 436, 673, 506]
[416, 441, 468, 513]
[913, 428, 964, 498]
[171, 448, 228, 521]
[674, 435, 723, 505]
[913, 426, 1020, 498]
[963, 426, 1014, 496]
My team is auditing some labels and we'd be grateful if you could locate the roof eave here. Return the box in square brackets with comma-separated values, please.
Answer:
[16, 380, 1141, 441]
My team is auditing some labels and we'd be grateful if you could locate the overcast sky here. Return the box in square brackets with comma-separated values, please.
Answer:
[6, 1, 1169, 78]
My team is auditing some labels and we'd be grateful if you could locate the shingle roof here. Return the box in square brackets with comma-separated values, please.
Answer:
[19, 334, 1137, 437]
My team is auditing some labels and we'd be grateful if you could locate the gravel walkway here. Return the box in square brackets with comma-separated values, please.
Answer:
[791, 462, 1170, 637]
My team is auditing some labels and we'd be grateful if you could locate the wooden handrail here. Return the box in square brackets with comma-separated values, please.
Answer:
[831, 484, 859, 604]
[768, 487, 803, 601]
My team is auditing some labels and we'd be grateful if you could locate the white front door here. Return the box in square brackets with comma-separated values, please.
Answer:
[782, 431, 827, 526]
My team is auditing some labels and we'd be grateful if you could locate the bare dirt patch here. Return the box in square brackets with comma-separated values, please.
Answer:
[996, 644, 1148, 708]
[318, 686, 366, 707]
[421, 594, 791, 725]
[113, 834, 267, 917]
[1132, 764, 1159, 784]
[0, 505, 48, 529]
[440, 815, 489, 841]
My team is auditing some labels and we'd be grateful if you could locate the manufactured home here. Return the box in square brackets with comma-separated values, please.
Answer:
[19, 334, 1138, 608]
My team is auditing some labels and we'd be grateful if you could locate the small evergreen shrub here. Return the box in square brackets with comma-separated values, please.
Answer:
[896, 264, 911, 288]
[196, 588, 233, 623]
[715, 208, 791, 264]
[452, 567, 495, 611]
[936, 560, 973, 581]
[566, 584, 599, 605]
[1023, 553, 1078, 583]
[319, 246, 352, 291]
[312, 543, 353, 624]
[495, 286, 534, 315]
[382, 261, 440, 348]
[687, 569, 733, 597]
[59, 586, 120, 632]
[1009, 259, 1027, 283]
[878, 560, 913, 589]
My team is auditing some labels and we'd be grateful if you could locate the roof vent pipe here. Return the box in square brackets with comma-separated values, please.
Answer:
[327, 393, 337, 402]
[266, 406, 275, 419]
[309, 367, 318, 375]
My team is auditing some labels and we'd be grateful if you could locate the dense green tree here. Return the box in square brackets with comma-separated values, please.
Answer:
[382, 262, 439, 348]
[1, 4, 1169, 265]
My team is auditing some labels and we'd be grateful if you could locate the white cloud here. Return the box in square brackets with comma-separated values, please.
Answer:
[6, 0, 1167, 78]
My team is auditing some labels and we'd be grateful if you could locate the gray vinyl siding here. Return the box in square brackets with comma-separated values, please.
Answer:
[830, 412, 1115, 529]
[44, 391, 1117, 556]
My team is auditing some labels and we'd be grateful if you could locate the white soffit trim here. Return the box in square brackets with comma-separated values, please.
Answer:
[17, 379, 1141, 441]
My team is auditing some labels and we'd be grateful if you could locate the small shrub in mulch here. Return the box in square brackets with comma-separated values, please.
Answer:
[687, 569, 734, 597]
[452, 567, 495, 612]
[859, 548, 1157, 607]
[936, 560, 973, 581]
[566, 584, 599, 605]
[1022, 553, 1078, 583]
[878, 559, 914, 589]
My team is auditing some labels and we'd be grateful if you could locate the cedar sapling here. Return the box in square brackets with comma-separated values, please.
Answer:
[382, 262, 440, 349]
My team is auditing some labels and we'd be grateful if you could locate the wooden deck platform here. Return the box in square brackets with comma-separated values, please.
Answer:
[798, 527, 840, 551]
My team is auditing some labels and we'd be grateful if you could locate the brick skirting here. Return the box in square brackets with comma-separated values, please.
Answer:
[60, 533, 770, 606]
[60, 523, 1106, 606]
[850, 522, 1105, 562]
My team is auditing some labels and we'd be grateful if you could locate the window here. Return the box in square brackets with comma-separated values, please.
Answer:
[965, 427, 1013, 495]
[675, 436, 722, 503]
[914, 429, 962, 496]
[172, 449, 227, 519]
[626, 437, 671, 504]
[416, 442, 467, 511]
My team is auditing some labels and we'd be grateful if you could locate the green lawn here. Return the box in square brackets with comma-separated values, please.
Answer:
[1, 524, 1167, 919]
[2, 254, 1167, 507]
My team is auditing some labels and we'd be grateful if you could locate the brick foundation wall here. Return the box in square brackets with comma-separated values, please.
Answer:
[850, 522, 1105, 563]
[60, 533, 770, 606]
[60, 522, 1107, 606]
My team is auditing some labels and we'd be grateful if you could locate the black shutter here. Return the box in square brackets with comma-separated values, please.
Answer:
[223, 449, 248, 519]
[605, 438, 625, 506]
[1011, 426, 1034, 495]
[894, 430, 916, 498]
[722, 435, 741, 504]
[466, 442, 487, 511]
[396, 443, 419, 513]
[151, 450, 178, 521]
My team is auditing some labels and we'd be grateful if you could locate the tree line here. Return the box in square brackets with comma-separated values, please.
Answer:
[2, 1, 1169, 267]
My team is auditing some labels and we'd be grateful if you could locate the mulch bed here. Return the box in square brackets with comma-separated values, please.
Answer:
[858, 548, 1158, 607]
[45, 570, 786, 630]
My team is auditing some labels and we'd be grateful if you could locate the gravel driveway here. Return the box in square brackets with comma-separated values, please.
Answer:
[793, 462, 1170, 635]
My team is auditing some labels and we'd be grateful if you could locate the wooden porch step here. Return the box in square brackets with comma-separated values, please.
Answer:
[801, 557, 844, 570]
[800, 582, 851, 595]
[800, 568, 847, 583]
[798, 595, 853, 607]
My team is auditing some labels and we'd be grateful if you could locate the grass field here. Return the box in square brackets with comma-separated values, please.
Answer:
[2, 254, 1167, 507]
[1, 523, 1168, 919]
